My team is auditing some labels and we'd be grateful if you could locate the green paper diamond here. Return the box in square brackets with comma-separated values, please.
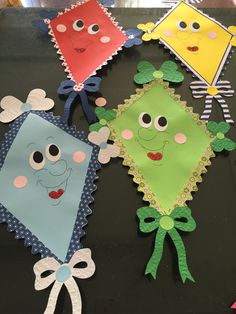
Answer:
[109, 82, 214, 213]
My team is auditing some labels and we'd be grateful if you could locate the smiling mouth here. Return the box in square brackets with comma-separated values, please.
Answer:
[187, 46, 199, 52]
[74, 47, 86, 53]
[136, 138, 168, 162]
[147, 152, 163, 161]
[38, 168, 72, 200]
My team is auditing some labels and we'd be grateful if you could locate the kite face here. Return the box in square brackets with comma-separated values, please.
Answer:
[109, 81, 214, 214]
[152, 2, 234, 85]
[49, 0, 127, 83]
[0, 112, 99, 262]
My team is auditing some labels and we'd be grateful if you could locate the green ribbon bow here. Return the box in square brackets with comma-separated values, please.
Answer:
[134, 60, 184, 85]
[89, 107, 116, 132]
[207, 121, 236, 152]
[137, 206, 196, 283]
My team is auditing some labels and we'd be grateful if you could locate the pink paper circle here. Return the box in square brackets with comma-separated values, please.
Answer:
[175, 133, 187, 144]
[163, 30, 173, 37]
[56, 24, 67, 32]
[121, 129, 133, 140]
[73, 151, 86, 163]
[13, 176, 28, 189]
[95, 97, 107, 107]
[208, 32, 217, 39]
[100, 36, 111, 43]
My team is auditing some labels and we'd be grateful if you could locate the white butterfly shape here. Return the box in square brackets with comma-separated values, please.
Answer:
[88, 127, 120, 164]
[0, 89, 54, 123]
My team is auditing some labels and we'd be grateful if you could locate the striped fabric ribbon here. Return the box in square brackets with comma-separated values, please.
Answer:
[162, 0, 203, 6]
[190, 80, 234, 124]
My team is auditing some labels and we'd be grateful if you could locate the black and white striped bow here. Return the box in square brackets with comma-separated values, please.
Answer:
[162, 0, 203, 6]
[190, 80, 234, 124]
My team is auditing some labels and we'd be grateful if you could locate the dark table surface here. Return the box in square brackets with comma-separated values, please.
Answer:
[0, 7, 236, 314]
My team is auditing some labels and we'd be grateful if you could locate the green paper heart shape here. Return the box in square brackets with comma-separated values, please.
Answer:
[134, 60, 184, 85]
[207, 121, 236, 152]
[89, 107, 116, 132]
[160, 61, 184, 83]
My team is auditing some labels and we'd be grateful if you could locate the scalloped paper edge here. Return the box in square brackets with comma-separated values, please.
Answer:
[0, 111, 100, 263]
[48, 0, 127, 84]
[109, 80, 216, 215]
[149, 1, 235, 86]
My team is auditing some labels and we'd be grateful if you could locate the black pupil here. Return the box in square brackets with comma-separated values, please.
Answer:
[33, 151, 43, 164]
[193, 22, 200, 30]
[92, 24, 99, 32]
[76, 20, 84, 28]
[180, 21, 187, 29]
[158, 116, 167, 127]
[142, 113, 151, 124]
[49, 144, 59, 156]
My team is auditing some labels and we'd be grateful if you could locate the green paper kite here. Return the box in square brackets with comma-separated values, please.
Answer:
[207, 121, 236, 152]
[108, 80, 235, 283]
[134, 60, 184, 85]
[89, 107, 116, 132]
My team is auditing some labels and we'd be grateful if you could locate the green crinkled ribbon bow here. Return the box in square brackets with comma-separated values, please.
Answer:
[137, 206, 196, 283]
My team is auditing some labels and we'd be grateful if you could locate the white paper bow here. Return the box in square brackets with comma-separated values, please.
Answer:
[33, 248, 95, 314]
[88, 127, 120, 164]
[0, 89, 54, 123]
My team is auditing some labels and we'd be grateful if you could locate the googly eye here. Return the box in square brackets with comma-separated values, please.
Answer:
[88, 24, 99, 35]
[190, 22, 200, 32]
[154, 116, 168, 132]
[73, 19, 84, 31]
[29, 151, 45, 170]
[45, 144, 61, 162]
[138, 112, 152, 128]
[177, 21, 187, 31]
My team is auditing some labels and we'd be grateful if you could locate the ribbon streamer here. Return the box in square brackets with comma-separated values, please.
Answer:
[137, 206, 196, 283]
[190, 80, 234, 124]
[34, 248, 95, 314]
[57, 77, 101, 124]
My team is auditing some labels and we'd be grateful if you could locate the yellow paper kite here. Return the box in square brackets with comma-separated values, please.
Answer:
[138, 1, 236, 86]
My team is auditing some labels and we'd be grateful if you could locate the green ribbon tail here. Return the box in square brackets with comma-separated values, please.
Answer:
[145, 228, 166, 279]
[168, 228, 195, 283]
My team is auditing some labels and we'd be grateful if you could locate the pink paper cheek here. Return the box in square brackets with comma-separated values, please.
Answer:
[13, 176, 28, 189]
[174, 133, 187, 144]
[100, 36, 111, 43]
[163, 30, 173, 37]
[208, 32, 217, 39]
[121, 129, 133, 140]
[73, 151, 86, 163]
[56, 24, 67, 32]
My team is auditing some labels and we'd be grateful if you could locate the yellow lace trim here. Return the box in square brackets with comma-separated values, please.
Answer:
[109, 80, 215, 215]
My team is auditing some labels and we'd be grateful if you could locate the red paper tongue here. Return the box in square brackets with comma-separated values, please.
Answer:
[147, 152, 163, 161]
[187, 46, 199, 52]
[74, 48, 86, 53]
[49, 189, 64, 199]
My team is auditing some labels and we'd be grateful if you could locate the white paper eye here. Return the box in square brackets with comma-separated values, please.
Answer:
[138, 112, 152, 128]
[154, 116, 168, 132]
[29, 151, 45, 170]
[88, 24, 99, 35]
[73, 19, 84, 31]
[190, 22, 200, 32]
[45, 144, 61, 162]
[177, 20, 187, 31]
